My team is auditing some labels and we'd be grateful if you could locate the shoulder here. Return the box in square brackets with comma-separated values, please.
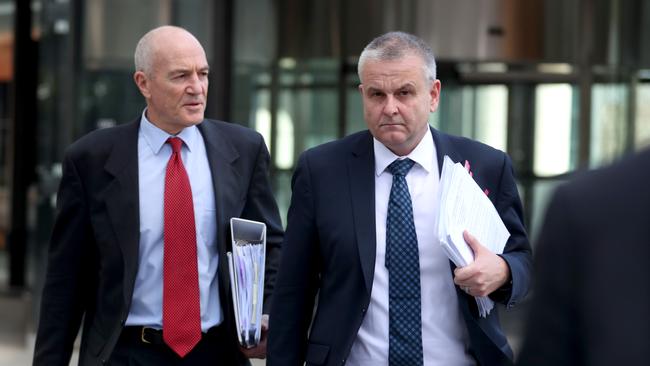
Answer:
[302, 130, 371, 160]
[290, 131, 371, 189]
[293, 130, 372, 172]
[434, 129, 510, 178]
[200, 119, 264, 146]
[440, 130, 506, 160]
[65, 120, 138, 159]
[556, 148, 650, 204]
[201, 118, 260, 137]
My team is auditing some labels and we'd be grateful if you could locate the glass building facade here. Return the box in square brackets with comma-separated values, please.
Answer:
[1, 0, 650, 357]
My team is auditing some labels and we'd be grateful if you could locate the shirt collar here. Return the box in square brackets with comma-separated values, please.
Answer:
[139, 109, 200, 155]
[373, 127, 434, 176]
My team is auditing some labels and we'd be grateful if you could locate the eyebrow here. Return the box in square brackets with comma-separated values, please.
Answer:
[168, 66, 210, 76]
[365, 82, 416, 93]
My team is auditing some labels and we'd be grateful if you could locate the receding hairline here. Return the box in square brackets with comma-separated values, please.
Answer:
[358, 31, 437, 84]
[134, 25, 203, 75]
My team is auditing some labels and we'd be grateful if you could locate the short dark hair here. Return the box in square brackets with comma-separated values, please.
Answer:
[358, 31, 437, 83]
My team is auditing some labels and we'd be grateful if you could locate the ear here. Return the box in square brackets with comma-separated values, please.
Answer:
[429, 79, 441, 113]
[134, 71, 151, 99]
[358, 84, 364, 96]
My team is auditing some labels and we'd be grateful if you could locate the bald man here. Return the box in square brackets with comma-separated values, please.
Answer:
[33, 26, 283, 366]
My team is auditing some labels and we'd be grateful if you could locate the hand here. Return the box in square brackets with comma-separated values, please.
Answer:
[453, 230, 510, 297]
[240, 314, 269, 359]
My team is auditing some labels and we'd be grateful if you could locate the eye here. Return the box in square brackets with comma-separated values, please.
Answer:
[398, 89, 412, 96]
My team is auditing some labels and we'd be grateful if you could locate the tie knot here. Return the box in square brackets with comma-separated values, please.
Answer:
[387, 158, 415, 177]
[167, 137, 183, 154]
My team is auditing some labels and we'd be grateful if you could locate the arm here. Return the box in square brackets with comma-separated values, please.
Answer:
[516, 187, 579, 366]
[453, 153, 532, 306]
[240, 136, 284, 314]
[490, 153, 532, 305]
[267, 152, 321, 366]
[33, 153, 96, 366]
[239, 137, 284, 359]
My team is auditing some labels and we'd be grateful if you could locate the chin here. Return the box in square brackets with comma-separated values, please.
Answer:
[378, 132, 408, 145]
[184, 114, 205, 125]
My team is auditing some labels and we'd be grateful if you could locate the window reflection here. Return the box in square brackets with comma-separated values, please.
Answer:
[534, 84, 574, 176]
[635, 82, 650, 150]
[253, 90, 272, 150]
[252, 90, 298, 170]
[437, 84, 508, 151]
[345, 85, 365, 135]
[475, 85, 508, 151]
[590, 83, 628, 167]
[275, 109, 295, 170]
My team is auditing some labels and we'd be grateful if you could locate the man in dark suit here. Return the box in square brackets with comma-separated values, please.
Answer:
[268, 31, 531, 366]
[517, 148, 650, 366]
[33, 26, 283, 366]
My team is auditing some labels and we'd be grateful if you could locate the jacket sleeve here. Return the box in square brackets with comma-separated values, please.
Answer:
[33, 152, 97, 366]
[241, 135, 284, 314]
[516, 186, 579, 366]
[488, 153, 532, 307]
[267, 152, 321, 365]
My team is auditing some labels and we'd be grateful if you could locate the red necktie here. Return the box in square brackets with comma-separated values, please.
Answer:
[163, 137, 202, 357]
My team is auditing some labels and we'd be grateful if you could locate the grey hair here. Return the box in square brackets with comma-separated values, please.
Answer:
[134, 29, 156, 75]
[358, 31, 437, 83]
[134, 25, 191, 75]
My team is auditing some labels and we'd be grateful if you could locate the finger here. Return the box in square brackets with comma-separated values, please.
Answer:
[453, 265, 475, 283]
[240, 340, 267, 359]
[261, 314, 270, 331]
[463, 230, 483, 254]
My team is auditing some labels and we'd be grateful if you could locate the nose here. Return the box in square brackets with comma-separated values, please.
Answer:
[383, 95, 399, 116]
[185, 73, 203, 94]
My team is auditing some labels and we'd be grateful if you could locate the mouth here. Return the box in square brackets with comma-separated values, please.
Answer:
[183, 102, 204, 109]
[379, 121, 404, 127]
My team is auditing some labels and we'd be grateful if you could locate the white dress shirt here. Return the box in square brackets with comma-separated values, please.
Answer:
[347, 128, 476, 366]
[126, 112, 222, 331]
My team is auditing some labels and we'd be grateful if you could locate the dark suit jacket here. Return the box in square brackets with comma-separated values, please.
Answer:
[268, 128, 531, 366]
[33, 119, 283, 366]
[517, 148, 650, 366]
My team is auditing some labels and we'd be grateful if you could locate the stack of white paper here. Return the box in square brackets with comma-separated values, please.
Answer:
[437, 156, 510, 317]
[227, 218, 266, 348]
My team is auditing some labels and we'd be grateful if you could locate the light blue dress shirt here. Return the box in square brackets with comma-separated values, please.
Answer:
[126, 112, 222, 331]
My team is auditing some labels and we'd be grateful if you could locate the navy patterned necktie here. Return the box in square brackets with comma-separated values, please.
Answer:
[386, 158, 423, 366]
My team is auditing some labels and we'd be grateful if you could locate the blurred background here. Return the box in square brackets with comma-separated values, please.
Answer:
[0, 0, 649, 364]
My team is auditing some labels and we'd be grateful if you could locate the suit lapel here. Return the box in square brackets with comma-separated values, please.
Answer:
[103, 120, 141, 305]
[196, 121, 240, 311]
[347, 132, 377, 296]
[432, 127, 498, 337]
[431, 126, 461, 176]
[197, 121, 240, 254]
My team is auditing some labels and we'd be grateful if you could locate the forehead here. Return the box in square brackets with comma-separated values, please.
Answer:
[152, 36, 208, 71]
[361, 55, 426, 86]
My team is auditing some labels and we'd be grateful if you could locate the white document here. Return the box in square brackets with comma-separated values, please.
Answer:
[437, 156, 510, 317]
[228, 217, 266, 348]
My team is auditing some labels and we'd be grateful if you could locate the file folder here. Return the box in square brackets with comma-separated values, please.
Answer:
[227, 217, 266, 348]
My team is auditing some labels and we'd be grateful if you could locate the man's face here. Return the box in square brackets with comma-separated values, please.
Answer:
[359, 54, 440, 156]
[134, 31, 209, 135]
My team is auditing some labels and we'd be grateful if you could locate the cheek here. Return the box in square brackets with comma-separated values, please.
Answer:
[367, 104, 383, 117]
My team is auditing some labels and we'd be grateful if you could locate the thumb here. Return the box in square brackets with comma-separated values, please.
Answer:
[463, 230, 484, 256]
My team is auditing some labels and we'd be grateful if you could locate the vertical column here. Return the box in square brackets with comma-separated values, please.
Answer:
[8, 0, 37, 288]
